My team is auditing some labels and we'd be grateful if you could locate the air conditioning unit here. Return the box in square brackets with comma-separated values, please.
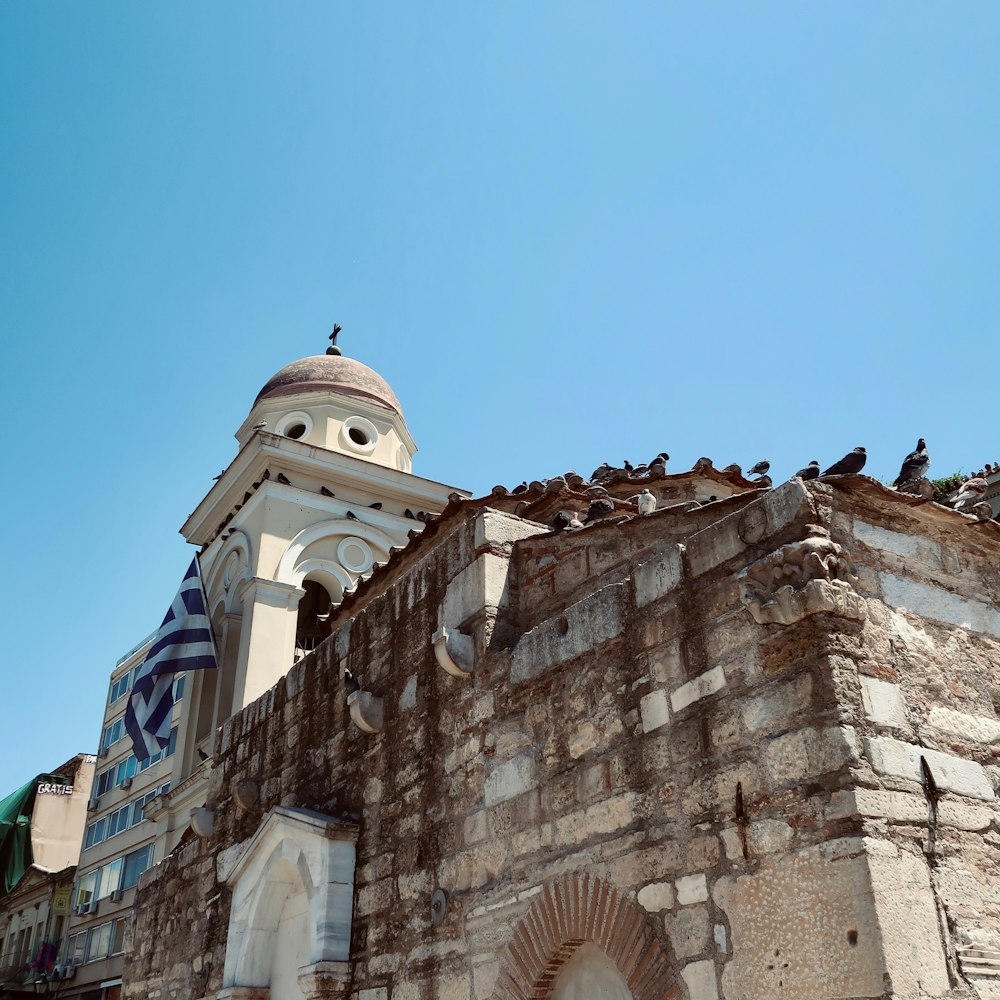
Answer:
[98, 746, 109, 758]
[86, 796, 100, 812]
[120, 777, 133, 790]
[63, 964, 77, 980]
[110, 888, 124, 902]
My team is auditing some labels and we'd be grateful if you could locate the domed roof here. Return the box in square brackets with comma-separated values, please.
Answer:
[255, 355, 404, 417]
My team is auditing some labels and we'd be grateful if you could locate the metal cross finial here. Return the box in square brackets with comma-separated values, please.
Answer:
[327, 324, 343, 357]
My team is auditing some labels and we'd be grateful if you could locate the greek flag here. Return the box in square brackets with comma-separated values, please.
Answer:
[125, 558, 218, 761]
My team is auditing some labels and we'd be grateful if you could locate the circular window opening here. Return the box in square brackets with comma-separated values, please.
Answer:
[285, 423, 307, 440]
[348, 426, 369, 446]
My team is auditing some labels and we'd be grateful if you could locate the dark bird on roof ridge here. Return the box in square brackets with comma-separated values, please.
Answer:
[369, 502, 382, 510]
[649, 452, 670, 466]
[822, 447, 867, 477]
[722, 464, 742, 476]
[275, 473, 292, 486]
[793, 460, 821, 481]
[343, 668, 360, 696]
[345, 510, 359, 520]
[404, 508, 416, 519]
[512, 482, 529, 494]
[893, 438, 930, 487]
[212, 471, 225, 481]
[747, 459, 770, 477]
[632, 465, 649, 477]
[584, 498, 616, 523]
[590, 463, 613, 482]
[623, 460, 634, 473]
[320, 486, 336, 498]
[551, 509, 583, 531]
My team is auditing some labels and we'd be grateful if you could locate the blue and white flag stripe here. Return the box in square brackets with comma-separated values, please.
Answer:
[124, 558, 218, 761]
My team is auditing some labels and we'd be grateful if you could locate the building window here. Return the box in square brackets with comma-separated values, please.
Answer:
[66, 931, 86, 966]
[108, 668, 136, 705]
[102, 717, 126, 751]
[121, 845, 153, 890]
[85, 921, 113, 963]
[74, 871, 98, 908]
[110, 918, 127, 956]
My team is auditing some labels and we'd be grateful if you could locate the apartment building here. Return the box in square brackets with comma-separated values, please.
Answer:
[58, 635, 185, 1000]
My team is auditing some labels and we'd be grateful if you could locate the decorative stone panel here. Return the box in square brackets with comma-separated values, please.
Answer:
[222, 806, 358, 994]
[490, 873, 678, 1000]
[740, 526, 866, 626]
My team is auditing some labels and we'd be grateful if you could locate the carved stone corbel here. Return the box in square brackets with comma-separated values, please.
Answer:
[740, 526, 866, 626]
[432, 626, 475, 678]
[347, 690, 384, 734]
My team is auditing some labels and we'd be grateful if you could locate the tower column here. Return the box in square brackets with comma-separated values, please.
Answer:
[233, 578, 305, 708]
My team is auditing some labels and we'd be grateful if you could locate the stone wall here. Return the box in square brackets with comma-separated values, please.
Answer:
[124, 479, 1000, 1000]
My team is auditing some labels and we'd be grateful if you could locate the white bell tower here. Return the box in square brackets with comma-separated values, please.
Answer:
[154, 330, 466, 847]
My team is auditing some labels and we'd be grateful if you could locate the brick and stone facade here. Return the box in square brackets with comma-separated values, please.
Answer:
[123, 471, 1000, 1000]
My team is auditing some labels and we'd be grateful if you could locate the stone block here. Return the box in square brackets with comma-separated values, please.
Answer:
[669, 905, 712, 959]
[742, 673, 813, 733]
[927, 706, 1000, 744]
[671, 666, 727, 714]
[854, 520, 940, 564]
[681, 959, 719, 1000]
[637, 881, 674, 912]
[634, 545, 684, 607]
[859, 675, 909, 730]
[879, 572, 1000, 638]
[676, 873, 709, 905]
[640, 689, 670, 733]
[484, 754, 537, 807]
[863, 735, 994, 800]
[511, 584, 626, 684]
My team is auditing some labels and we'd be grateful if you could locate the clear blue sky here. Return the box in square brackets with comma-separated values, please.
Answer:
[1, 3, 998, 793]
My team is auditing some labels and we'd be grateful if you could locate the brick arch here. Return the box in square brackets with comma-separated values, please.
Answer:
[491, 873, 680, 1000]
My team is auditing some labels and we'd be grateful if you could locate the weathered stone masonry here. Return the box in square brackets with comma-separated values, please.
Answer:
[125, 475, 1000, 1000]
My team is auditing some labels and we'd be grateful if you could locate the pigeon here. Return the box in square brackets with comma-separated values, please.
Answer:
[252, 421, 267, 430]
[623, 460, 634, 473]
[320, 486, 336, 498]
[747, 459, 770, 478]
[793, 460, 821, 481]
[822, 447, 867, 477]
[637, 489, 657, 515]
[512, 481, 529, 494]
[722, 464, 742, 476]
[952, 477, 988, 509]
[345, 511, 359, 521]
[893, 438, 930, 487]
[590, 463, 614, 482]
[369, 502, 383, 510]
[275, 473, 292, 486]
[404, 508, 416, 519]
[212, 470, 225, 481]
[551, 510, 583, 531]
[584, 498, 616, 523]
[343, 669, 360, 696]
[649, 452, 670, 468]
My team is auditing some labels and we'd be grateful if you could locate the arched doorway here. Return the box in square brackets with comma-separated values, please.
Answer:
[552, 943, 634, 999]
[491, 874, 677, 1000]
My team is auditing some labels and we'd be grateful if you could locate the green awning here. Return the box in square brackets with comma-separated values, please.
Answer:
[0, 774, 69, 899]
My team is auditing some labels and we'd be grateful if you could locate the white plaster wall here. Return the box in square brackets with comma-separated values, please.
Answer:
[552, 943, 634, 1000]
[270, 887, 309, 1000]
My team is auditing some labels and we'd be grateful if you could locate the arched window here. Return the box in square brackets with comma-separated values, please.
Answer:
[294, 580, 333, 662]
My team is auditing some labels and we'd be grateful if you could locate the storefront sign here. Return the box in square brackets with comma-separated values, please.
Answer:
[53, 888, 71, 915]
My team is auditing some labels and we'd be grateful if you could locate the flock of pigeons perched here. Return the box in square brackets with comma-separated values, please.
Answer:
[549, 438, 994, 530]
